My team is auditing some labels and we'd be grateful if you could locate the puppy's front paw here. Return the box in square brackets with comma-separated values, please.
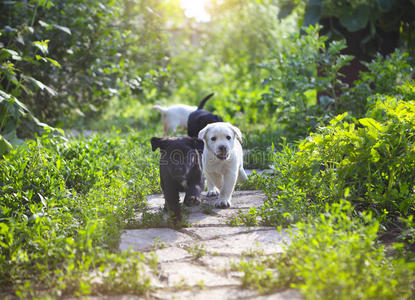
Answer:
[184, 195, 201, 206]
[207, 187, 220, 197]
[214, 197, 231, 208]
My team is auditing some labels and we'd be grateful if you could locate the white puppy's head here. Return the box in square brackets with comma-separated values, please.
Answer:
[198, 122, 242, 160]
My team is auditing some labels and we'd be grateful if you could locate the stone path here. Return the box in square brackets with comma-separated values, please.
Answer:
[119, 189, 303, 299]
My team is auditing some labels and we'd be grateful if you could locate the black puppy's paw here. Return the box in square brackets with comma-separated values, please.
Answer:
[184, 195, 201, 206]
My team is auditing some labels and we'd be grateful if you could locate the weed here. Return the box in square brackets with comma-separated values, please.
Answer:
[185, 244, 207, 260]
[196, 280, 205, 290]
[151, 238, 167, 250]
[136, 209, 166, 229]
[200, 204, 214, 215]
[227, 208, 259, 227]
[241, 245, 266, 258]
[237, 201, 415, 298]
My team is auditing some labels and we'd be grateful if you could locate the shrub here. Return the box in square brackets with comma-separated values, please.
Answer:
[339, 51, 414, 115]
[256, 95, 415, 228]
[0, 130, 159, 297]
[238, 201, 415, 299]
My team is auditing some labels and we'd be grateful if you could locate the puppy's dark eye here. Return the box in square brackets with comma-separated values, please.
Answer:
[211, 137, 216, 141]
[226, 135, 231, 140]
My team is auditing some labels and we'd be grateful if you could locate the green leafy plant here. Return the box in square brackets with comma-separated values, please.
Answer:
[259, 25, 353, 140]
[254, 95, 415, 230]
[339, 50, 414, 115]
[0, 18, 59, 154]
[0, 129, 160, 298]
[185, 243, 207, 260]
[238, 201, 415, 298]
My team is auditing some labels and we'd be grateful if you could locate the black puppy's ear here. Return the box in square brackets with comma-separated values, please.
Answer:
[151, 137, 167, 151]
[193, 138, 205, 154]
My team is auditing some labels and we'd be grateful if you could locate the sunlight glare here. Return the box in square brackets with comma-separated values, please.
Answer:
[180, 0, 211, 22]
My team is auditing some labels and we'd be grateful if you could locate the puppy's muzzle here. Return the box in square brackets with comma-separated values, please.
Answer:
[171, 165, 186, 178]
[215, 145, 229, 160]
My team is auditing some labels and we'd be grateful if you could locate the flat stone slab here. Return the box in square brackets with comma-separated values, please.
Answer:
[201, 190, 266, 209]
[152, 288, 302, 300]
[152, 287, 259, 300]
[186, 210, 244, 226]
[150, 246, 191, 263]
[119, 228, 194, 252]
[183, 226, 276, 240]
[197, 255, 239, 273]
[200, 229, 291, 256]
[159, 261, 240, 288]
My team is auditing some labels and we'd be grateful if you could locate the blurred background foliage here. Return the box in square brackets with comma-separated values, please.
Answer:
[1, 0, 414, 149]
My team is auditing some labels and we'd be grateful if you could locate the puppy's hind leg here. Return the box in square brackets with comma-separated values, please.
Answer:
[162, 121, 169, 136]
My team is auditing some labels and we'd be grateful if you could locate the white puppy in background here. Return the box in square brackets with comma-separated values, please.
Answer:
[198, 122, 248, 208]
[152, 104, 197, 136]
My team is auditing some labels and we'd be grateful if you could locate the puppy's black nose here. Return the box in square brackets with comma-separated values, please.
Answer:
[172, 165, 185, 176]
[218, 145, 227, 152]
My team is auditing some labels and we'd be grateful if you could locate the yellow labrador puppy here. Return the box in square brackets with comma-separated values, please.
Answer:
[198, 122, 248, 208]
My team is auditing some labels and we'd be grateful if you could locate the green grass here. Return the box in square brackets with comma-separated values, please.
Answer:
[236, 201, 415, 299]
[0, 129, 160, 298]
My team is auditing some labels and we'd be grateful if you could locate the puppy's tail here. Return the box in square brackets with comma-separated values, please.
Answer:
[152, 105, 166, 113]
[238, 167, 248, 183]
[197, 93, 215, 110]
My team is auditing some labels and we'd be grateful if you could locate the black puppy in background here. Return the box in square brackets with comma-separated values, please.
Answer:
[187, 93, 223, 138]
[151, 136, 204, 224]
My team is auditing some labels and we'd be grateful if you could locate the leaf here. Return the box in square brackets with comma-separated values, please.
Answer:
[16, 34, 24, 45]
[359, 118, 384, 132]
[0, 134, 13, 155]
[278, 1, 295, 20]
[35, 55, 61, 68]
[3, 129, 24, 146]
[11, 97, 29, 113]
[30, 115, 49, 128]
[303, 0, 323, 27]
[370, 148, 380, 162]
[38, 20, 50, 28]
[32, 40, 49, 55]
[52, 24, 71, 35]
[23, 75, 57, 96]
[377, 0, 393, 11]
[1, 48, 22, 61]
[45, 57, 61, 68]
[339, 6, 370, 32]
[0, 90, 12, 103]
[38, 193, 47, 208]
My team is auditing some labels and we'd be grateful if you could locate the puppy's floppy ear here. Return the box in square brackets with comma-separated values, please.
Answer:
[151, 137, 167, 151]
[226, 123, 243, 143]
[198, 124, 210, 141]
[193, 138, 205, 154]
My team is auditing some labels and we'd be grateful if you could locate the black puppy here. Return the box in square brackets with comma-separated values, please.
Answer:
[187, 93, 223, 138]
[151, 136, 204, 224]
